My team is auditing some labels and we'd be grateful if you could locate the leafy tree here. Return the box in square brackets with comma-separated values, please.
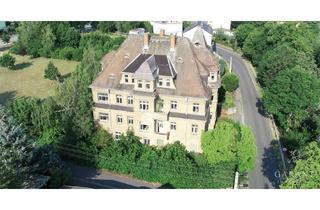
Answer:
[0, 53, 15, 69]
[237, 125, 257, 173]
[201, 120, 238, 165]
[221, 73, 239, 92]
[40, 25, 56, 57]
[1, 30, 10, 43]
[257, 44, 318, 87]
[56, 48, 101, 140]
[97, 21, 117, 33]
[201, 119, 256, 173]
[44, 62, 61, 81]
[281, 142, 320, 189]
[0, 106, 69, 188]
[234, 23, 255, 48]
[263, 68, 320, 148]
[183, 21, 192, 30]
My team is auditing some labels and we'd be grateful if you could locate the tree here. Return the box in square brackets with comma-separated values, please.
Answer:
[237, 125, 257, 173]
[201, 120, 238, 165]
[281, 142, 320, 189]
[44, 62, 61, 81]
[234, 23, 255, 48]
[40, 25, 56, 57]
[1, 30, 10, 43]
[262, 68, 320, 148]
[0, 106, 69, 188]
[0, 53, 15, 69]
[183, 21, 192, 30]
[257, 44, 318, 87]
[56, 48, 102, 140]
[201, 119, 256, 173]
[221, 73, 239, 92]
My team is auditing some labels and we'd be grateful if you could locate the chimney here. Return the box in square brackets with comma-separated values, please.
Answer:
[160, 29, 165, 37]
[170, 34, 176, 52]
[143, 32, 149, 50]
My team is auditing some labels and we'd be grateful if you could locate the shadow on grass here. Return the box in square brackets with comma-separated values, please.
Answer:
[60, 72, 72, 82]
[0, 46, 11, 52]
[0, 91, 16, 105]
[12, 62, 33, 70]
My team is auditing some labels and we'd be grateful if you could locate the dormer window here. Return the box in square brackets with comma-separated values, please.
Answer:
[166, 79, 170, 87]
[211, 74, 215, 80]
[159, 78, 163, 86]
[194, 42, 201, 47]
[146, 82, 151, 89]
[124, 74, 129, 83]
[138, 80, 143, 88]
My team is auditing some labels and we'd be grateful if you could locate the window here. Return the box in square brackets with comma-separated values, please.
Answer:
[99, 113, 109, 122]
[193, 103, 199, 112]
[117, 115, 123, 124]
[127, 96, 133, 105]
[158, 78, 163, 86]
[139, 101, 149, 111]
[191, 124, 198, 134]
[115, 132, 121, 140]
[140, 122, 149, 131]
[138, 80, 143, 88]
[170, 101, 177, 110]
[170, 122, 176, 130]
[146, 82, 151, 89]
[98, 93, 108, 102]
[211, 73, 215, 81]
[116, 95, 122, 104]
[124, 74, 129, 83]
[166, 79, 170, 87]
[132, 78, 135, 83]
[127, 117, 133, 125]
[143, 138, 150, 145]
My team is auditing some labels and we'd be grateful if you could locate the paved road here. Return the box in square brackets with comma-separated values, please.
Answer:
[64, 163, 162, 189]
[216, 45, 280, 189]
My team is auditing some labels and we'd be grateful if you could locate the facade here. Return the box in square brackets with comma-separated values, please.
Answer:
[90, 29, 220, 153]
[151, 21, 183, 37]
[183, 22, 213, 46]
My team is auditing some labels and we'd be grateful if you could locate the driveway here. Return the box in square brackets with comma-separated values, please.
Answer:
[216, 45, 281, 189]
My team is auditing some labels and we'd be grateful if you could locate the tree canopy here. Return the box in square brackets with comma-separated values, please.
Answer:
[281, 142, 320, 189]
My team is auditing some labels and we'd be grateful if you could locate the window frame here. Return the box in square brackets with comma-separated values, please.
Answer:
[138, 80, 143, 88]
[127, 116, 134, 125]
[139, 122, 149, 131]
[116, 95, 123, 104]
[127, 96, 133, 105]
[139, 100, 149, 111]
[124, 74, 129, 83]
[192, 103, 199, 113]
[191, 124, 198, 134]
[170, 101, 177, 110]
[99, 112, 109, 122]
[98, 93, 108, 103]
[170, 122, 176, 130]
[116, 115, 123, 124]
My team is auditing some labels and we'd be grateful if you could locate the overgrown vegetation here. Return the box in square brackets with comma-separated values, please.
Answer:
[10, 22, 125, 61]
[0, 106, 70, 188]
[231, 21, 320, 188]
[221, 73, 239, 92]
[201, 119, 256, 173]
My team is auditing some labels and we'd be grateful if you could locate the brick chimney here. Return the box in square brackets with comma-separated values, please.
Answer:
[160, 29, 165, 37]
[143, 32, 149, 50]
[170, 34, 176, 52]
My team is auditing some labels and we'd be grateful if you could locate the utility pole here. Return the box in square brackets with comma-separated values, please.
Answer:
[229, 56, 232, 73]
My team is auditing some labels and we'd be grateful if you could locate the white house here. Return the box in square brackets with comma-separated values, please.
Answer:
[150, 21, 183, 37]
[183, 22, 213, 46]
[208, 21, 233, 37]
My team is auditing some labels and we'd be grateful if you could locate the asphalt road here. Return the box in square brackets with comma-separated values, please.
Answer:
[64, 163, 162, 189]
[216, 45, 280, 189]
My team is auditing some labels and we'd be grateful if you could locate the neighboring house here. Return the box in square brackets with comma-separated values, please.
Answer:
[183, 21, 213, 46]
[90, 30, 220, 153]
[151, 21, 183, 37]
[208, 21, 233, 37]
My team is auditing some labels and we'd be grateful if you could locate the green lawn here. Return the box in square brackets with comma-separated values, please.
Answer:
[0, 51, 79, 105]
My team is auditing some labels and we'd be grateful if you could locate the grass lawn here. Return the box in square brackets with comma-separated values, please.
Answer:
[0, 51, 79, 105]
[222, 92, 235, 109]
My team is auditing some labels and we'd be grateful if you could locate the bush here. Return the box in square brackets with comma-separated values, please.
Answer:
[44, 62, 61, 81]
[0, 53, 15, 69]
[95, 131, 235, 188]
[222, 92, 235, 109]
[222, 73, 239, 92]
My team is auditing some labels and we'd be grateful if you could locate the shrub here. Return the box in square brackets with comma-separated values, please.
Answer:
[44, 61, 61, 81]
[0, 53, 15, 69]
[222, 73, 239, 92]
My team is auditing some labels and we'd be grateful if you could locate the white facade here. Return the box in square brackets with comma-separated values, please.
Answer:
[183, 26, 213, 46]
[151, 21, 183, 37]
[208, 20, 231, 30]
